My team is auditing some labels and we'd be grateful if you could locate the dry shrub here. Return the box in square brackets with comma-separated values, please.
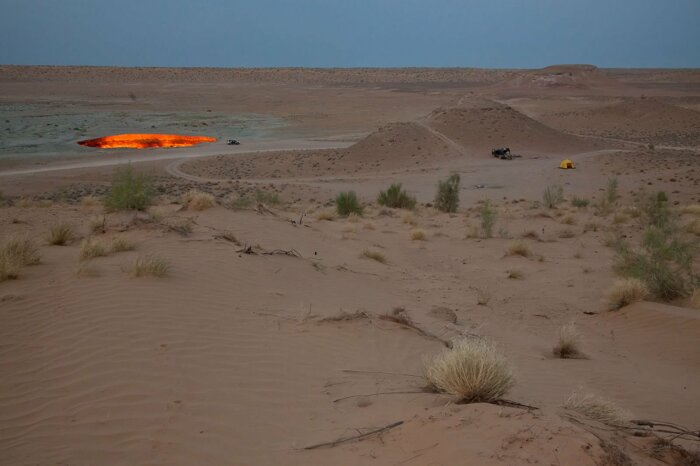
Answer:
[316, 209, 336, 221]
[558, 229, 576, 239]
[680, 204, 700, 215]
[76, 264, 100, 278]
[613, 213, 628, 225]
[402, 212, 418, 226]
[1, 237, 39, 281]
[521, 230, 540, 241]
[687, 220, 700, 236]
[506, 269, 523, 280]
[410, 228, 427, 241]
[605, 278, 648, 309]
[89, 215, 107, 234]
[47, 223, 74, 246]
[553, 323, 584, 358]
[688, 289, 700, 310]
[79, 238, 108, 261]
[561, 214, 576, 225]
[599, 440, 634, 466]
[15, 198, 33, 208]
[80, 196, 101, 208]
[507, 240, 531, 257]
[424, 338, 514, 403]
[564, 391, 630, 426]
[362, 222, 375, 230]
[183, 190, 215, 211]
[583, 221, 600, 233]
[130, 255, 170, 278]
[111, 237, 135, 253]
[362, 249, 387, 264]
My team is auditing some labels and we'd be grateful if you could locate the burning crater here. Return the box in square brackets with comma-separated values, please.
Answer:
[78, 133, 217, 149]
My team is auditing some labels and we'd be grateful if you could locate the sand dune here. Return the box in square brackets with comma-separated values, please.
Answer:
[425, 98, 603, 155]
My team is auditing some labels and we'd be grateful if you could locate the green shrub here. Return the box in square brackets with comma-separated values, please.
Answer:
[571, 196, 590, 208]
[605, 177, 619, 205]
[479, 200, 496, 238]
[104, 165, 154, 211]
[542, 185, 564, 209]
[336, 191, 363, 217]
[435, 173, 460, 213]
[612, 192, 697, 301]
[255, 190, 281, 206]
[377, 183, 416, 209]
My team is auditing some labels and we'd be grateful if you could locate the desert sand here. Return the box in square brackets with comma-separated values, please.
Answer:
[1, 65, 699, 465]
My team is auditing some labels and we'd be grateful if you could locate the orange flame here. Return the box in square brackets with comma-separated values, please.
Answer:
[78, 133, 217, 149]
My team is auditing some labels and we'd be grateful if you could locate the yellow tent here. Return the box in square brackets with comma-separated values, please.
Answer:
[559, 159, 575, 169]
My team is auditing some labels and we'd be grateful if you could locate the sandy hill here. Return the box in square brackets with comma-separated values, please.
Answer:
[340, 121, 458, 169]
[498, 64, 622, 92]
[424, 99, 603, 155]
[542, 97, 700, 147]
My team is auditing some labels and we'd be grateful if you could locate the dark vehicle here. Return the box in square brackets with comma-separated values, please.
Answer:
[491, 147, 512, 160]
[227, 139, 241, 145]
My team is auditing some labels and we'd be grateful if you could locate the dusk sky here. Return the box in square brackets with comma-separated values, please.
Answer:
[1, 0, 699, 68]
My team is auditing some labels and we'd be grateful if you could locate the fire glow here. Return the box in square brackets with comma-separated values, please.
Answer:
[77, 133, 217, 149]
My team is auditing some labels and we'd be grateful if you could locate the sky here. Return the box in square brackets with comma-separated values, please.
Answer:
[1, 0, 699, 68]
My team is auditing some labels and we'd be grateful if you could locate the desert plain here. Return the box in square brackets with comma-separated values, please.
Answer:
[1, 65, 699, 465]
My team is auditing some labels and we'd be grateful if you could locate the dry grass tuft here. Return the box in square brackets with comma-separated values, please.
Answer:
[507, 240, 532, 257]
[561, 215, 576, 225]
[80, 196, 102, 208]
[0, 237, 40, 281]
[688, 289, 700, 310]
[424, 338, 515, 403]
[506, 269, 523, 280]
[552, 323, 584, 358]
[361, 249, 387, 264]
[318, 310, 370, 323]
[111, 237, 135, 253]
[89, 215, 107, 234]
[410, 228, 427, 241]
[80, 238, 108, 261]
[680, 204, 700, 216]
[687, 220, 700, 237]
[605, 278, 648, 309]
[47, 223, 74, 246]
[183, 190, 215, 211]
[130, 255, 170, 278]
[402, 212, 418, 226]
[564, 391, 631, 426]
[76, 264, 100, 278]
[521, 230, 540, 241]
[316, 209, 336, 221]
[599, 440, 634, 466]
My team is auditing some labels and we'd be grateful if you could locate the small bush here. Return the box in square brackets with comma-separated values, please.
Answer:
[255, 190, 281, 206]
[479, 200, 496, 238]
[104, 165, 154, 211]
[0, 237, 36, 281]
[424, 338, 515, 403]
[553, 323, 583, 358]
[564, 391, 630, 426]
[507, 240, 531, 257]
[80, 196, 101, 208]
[130, 255, 170, 278]
[605, 278, 648, 309]
[111, 237, 135, 253]
[543, 185, 564, 209]
[507, 269, 523, 280]
[377, 183, 416, 209]
[316, 209, 335, 221]
[361, 249, 386, 264]
[605, 177, 619, 205]
[402, 212, 417, 226]
[224, 195, 253, 210]
[89, 215, 107, 234]
[410, 229, 426, 241]
[1, 237, 40, 267]
[571, 196, 590, 208]
[183, 190, 215, 211]
[680, 204, 700, 216]
[434, 173, 460, 213]
[336, 191, 363, 217]
[47, 224, 74, 246]
[79, 238, 108, 261]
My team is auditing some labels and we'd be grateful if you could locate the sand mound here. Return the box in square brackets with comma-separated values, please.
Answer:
[543, 97, 700, 146]
[425, 98, 601, 155]
[341, 122, 458, 169]
[500, 64, 621, 92]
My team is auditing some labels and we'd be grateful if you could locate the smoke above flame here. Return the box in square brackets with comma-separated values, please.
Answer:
[78, 133, 217, 149]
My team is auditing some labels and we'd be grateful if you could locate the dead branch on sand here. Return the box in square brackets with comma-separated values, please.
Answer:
[236, 245, 301, 257]
[333, 389, 429, 403]
[378, 307, 451, 347]
[303, 421, 404, 450]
